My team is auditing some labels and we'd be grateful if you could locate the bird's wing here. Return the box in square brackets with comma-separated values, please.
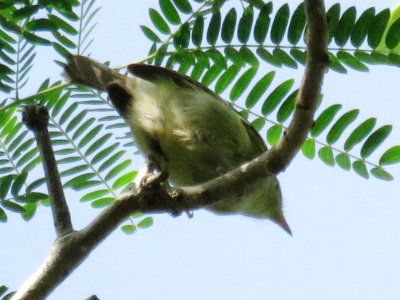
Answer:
[128, 64, 268, 152]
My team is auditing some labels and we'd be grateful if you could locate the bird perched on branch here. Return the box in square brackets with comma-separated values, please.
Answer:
[65, 55, 291, 234]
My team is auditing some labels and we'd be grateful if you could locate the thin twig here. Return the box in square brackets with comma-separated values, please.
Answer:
[22, 105, 73, 237]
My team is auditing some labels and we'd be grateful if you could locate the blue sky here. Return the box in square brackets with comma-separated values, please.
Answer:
[2, 1, 400, 299]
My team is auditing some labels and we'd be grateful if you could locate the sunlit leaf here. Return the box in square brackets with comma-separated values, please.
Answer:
[261, 79, 294, 116]
[137, 217, 153, 229]
[326, 109, 359, 144]
[311, 104, 342, 137]
[344, 118, 376, 151]
[379, 146, 400, 166]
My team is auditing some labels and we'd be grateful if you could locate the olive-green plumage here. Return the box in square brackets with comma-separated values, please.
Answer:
[65, 55, 291, 234]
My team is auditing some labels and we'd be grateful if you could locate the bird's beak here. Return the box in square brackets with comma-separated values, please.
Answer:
[272, 212, 292, 236]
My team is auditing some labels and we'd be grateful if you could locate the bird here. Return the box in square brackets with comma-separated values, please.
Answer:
[65, 55, 291, 234]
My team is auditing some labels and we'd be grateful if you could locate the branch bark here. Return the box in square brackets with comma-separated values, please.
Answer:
[13, 1, 328, 299]
[22, 105, 73, 237]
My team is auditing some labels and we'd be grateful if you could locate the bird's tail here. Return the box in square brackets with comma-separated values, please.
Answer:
[64, 55, 125, 91]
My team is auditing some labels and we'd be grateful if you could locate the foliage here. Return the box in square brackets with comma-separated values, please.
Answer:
[0, 0, 399, 229]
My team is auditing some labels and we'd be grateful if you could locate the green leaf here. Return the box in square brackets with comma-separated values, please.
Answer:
[351, 7, 375, 48]
[251, 118, 265, 131]
[337, 50, 368, 72]
[256, 47, 282, 67]
[207, 12, 221, 45]
[22, 202, 37, 220]
[380, 146, 400, 166]
[352, 160, 369, 179]
[2, 200, 24, 213]
[326, 3, 341, 42]
[271, 4, 289, 45]
[334, 6, 356, 47]
[105, 160, 131, 181]
[328, 52, 347, 73]
[78, 124, 103, 148]
[23, 31, 51, 45]
[192, 16, 204, 47]
[13, 5, 40, 19]
[137, 217, 153, 229]
[326, 109, 359, 144]
[149, 8, 170, 34]
[254, 2, 272, 44]
[266, 124, 282, 146]
[140, 25, 161, 43]
[81, 189, 110, 202]
[91, 197, 114, 208]
[344, 118, 376, 151]
[206, 48, 225, 68]
[222, 8, 236, 44]
[52, 42, 71, 58]
[98, 150, 125, 172]
[230, 67, 257, 101]
[121, 224, 136, 235]
[131, 211, 145, 218]
[370, 167, 393, 181]
[273, 48, 297, 68]
[225, 46, 245, 66]
[59, 102, 78, 125]
[245, 71, 275, 108]
[215, 64, 240, 94]
[0, 207, 7, 222]
[85, 133, 112, 157]
[385, 17, 400, 49]
[261, 79, 294, 116]
[239, 46, 259, 67]
[368, 9, 390, 49]
[26, 177, 46, 193]
[159, 0, 181, 25]
[49, 14, 78, 35]
[26, 18, 57, 32]
[361, 125, 392, 158]
[69, 180, 102, 191]
[238, 6, 254, 44]
[318, 147, 335, 166]
[17, 148, 38, 168]
[112, 171, 138, 190]
[64, 173, 95, 189]
[172, 0, 192, 14]
[387, 53, 400, 67]
[173, 22, 190, 48]
[311, 104, 342, 137]
[201, 64, 223, 86]
[335, 153, 351, 171]
[277, 89, 297, 123]
[11, 172, 28, 196]
[288, 3, 305, 45]
[91, 143, 120, 165]
[65, 110, 87, 133]
[290, 48, 306, 65]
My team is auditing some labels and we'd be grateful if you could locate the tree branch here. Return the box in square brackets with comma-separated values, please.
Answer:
[267, 0, 329, 174]
[22, 105, 73, 237]
[13, 1, 328, 298]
